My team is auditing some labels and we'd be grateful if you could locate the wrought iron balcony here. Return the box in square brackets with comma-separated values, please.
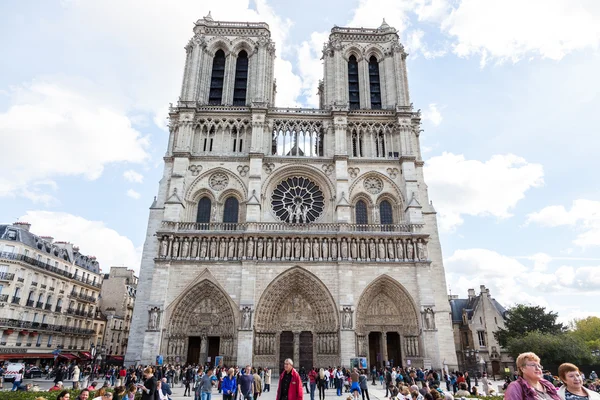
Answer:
[0, 272, 15, 281]
[36, 302, 44, 309]
[11, 296, 21, 304]
[26, 299, 34, 307]
[45, 304, 53, 310]
[40, 284, 47, 289]
[69, 291, 97, 303]
[0, 294, 8, 302]
[55, 306, 62, 312]
[31, 281, 38, 287]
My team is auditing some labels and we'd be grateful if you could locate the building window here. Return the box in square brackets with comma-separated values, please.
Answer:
[348, 55, 360, 110]
[223, 197, 239, 224]
[233, 50, 249, 106]
[375, 132, 386, 157]
[355, 200, 368, 225]
[478, 331, 486, 347]
[380, 200, 394, 225]
[352, 131, 363, 157]
[368, 56, 381, 109]
[196, 197, 212, 224]
[209, 49, 226, 105]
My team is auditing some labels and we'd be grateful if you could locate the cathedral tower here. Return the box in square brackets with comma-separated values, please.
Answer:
[126, 14, 458, 372]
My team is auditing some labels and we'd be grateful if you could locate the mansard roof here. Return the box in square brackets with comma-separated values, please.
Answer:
[449, 294, 507, 323]
[0, 223, 100, 273]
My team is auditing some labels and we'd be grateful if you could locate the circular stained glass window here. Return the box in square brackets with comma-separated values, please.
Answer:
[272, 177, 325, 223]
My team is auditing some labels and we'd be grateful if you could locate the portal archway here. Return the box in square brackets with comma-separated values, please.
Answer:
[355, 276, 420, 368]
[254, 267, 339, 371]
[165, 279, 236, 366]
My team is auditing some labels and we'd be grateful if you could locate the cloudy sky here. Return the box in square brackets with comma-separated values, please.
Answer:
[1, 0, 600, 323]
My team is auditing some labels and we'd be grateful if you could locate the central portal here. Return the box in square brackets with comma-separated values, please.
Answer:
[279, 331, 294, 371]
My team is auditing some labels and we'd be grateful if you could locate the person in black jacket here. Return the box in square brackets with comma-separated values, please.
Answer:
[138, 367, 157, 400]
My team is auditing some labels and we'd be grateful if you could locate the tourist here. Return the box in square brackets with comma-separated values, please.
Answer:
[113, 386, 127, 400]
[238, 365, 255, 400]
[253, 368, 263, 399]
[481, 373, 490, 396]
[92, 388, 107, 400]
[57, 390, 71, 400]
[75, 388, 91, 400]
[138, 367, 158, 400]
[350, 368, 361, 400]
[161, 377, 173, 399]
[12, 368, 24, 391]
[455, 383, 470, 397]
[199, 368, 215, 400]
[358, 370, 370, 400]
[156, 380, 169, 400]
[505, 352, 560, 400]
[277, 359, 303, 400]
[49, 381, 64, 391]
[309, 367, 318, 400]
[222, 368, 237, 400]
[558, 363, 600, 400]
[127, 384, 137, 400]
[264, 368, 271, 393]
[317, 369, 327, 400]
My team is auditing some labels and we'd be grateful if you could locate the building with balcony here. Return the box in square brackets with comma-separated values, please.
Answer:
[99, 267, 138, 363]
[125, 15, 458, 371]
[449, 285, 514, 378]
[0, 222, 103, 364]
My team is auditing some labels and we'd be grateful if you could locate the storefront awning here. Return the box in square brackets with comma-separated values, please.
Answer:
[79, 351, 92, 359]
[110, 356, 124, 361]
[58, 353, 78, 360]
[0, 353, 55, 360]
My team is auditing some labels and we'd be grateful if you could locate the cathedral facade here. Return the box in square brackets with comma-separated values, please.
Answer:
[125, 14, 458, 372]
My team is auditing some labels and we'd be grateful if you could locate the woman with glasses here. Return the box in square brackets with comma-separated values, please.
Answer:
[557, 363, 600, 400]
[505, 352, 560, 400]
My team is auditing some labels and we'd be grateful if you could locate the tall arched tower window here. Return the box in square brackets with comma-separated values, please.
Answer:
[380, 200, 393, 225]
[223, 197, 239, 224]
[355, 200, 368, 225]
[233, 50, 249, 106]
[209, 50, 226, 105]
[348, 55, 360, 110]
[196, 197, 212, 224]
[369, 56, 382, 109]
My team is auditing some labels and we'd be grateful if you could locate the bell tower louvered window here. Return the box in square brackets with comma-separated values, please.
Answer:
[348, 55, 360, 110]
[355, 200, 368, 225]
[233, 50, 249, 106]
[196, 197, 212, 224]
[209, 50, 226, 105]
[369, 56, 381, 109]
[223, 197, 239, 224]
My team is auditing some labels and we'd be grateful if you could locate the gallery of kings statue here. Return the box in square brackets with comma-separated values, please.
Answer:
[125, 14, 459, 373]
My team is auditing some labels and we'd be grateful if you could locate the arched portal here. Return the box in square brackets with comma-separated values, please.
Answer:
[355, 276, 420, 369]
[254, 267, 339, 371]
[165, 279, 236, 366]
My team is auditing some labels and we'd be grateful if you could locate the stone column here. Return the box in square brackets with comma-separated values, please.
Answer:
[293, 332, 300, 366]
[381, 332, 388, 367]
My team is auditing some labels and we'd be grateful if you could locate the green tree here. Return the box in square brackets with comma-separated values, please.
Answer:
[505, 331, 592, 366]
[570, 316, 600, 350]
[494, 304, 565, 347]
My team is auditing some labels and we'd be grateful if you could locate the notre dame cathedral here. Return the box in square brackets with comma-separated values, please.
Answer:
[125, 13, 459, 373]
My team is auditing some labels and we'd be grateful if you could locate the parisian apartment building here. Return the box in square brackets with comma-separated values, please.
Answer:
[99, 266, 138, 364]
[0, 222, 105, 364]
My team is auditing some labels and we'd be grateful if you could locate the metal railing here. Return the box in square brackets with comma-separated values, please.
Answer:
[0, 272, 15, 281]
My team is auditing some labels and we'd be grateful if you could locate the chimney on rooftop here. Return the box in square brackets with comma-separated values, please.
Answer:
[468, 289, 476, 299]
[40, 236, 54, 244]
[13, 221, 31, 232]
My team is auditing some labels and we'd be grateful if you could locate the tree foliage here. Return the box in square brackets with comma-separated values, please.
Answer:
[570, 316, 600, 350]
[505, 331, 592, 366]
[494, 304, 565, 347]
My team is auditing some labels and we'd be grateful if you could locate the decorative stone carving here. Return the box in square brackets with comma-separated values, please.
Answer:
[160, 236, 169, 257]
[341, 306, 353, 330]
[209, 172, 229, 191]
[263, 163, 275, 174]
[148, 307, 161, 331]
[386, 168, 399, 178]
[237, 165, 250, 177]
[241, 306, 253, 330]
[272, 177, 325, 224]
[423, 307, 435, 330]
[348, 167, 360, 179]
[189, 164, 203, 176]
[406, 239, 414, 260]
[363, 176, 383, 194]
[322, 164, 335, 176]
[417, 239, 428, 261]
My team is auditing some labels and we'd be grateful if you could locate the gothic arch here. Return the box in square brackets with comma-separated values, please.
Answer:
[376, 193, 403, 223]
[231, 38, 257, 57]
[186, 167, 248, 203]
[342, 44, 365, 61]
[217, 188, 246, 223]
[355, 275, 419, 336]
[350, 193, 374, 224]
[364, 45, 385, 62]
[348, 171, 405, 206]
[206, 37, 232, 56]
[255, 267, 339, 333]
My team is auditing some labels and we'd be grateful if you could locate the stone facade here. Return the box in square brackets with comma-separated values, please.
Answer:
[99, 267, 138, 359]
[449, 285, 514, 377]
[0, 222, 103, 364]
[125, 15, 458, 372]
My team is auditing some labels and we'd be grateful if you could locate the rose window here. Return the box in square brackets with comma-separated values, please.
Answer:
[272, 177, 325, 223]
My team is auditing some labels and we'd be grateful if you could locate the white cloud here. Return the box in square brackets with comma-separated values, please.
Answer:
[425, 152, 544, 231]
[126, 189, 141, 200]
[0, 80, 150, 201]
[422, 103, 443, 126]
[123, 170, 144, 184]
[441, 0, 600, 66]
[18, 211, 142, 274]
[526, 199, 600, 247]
